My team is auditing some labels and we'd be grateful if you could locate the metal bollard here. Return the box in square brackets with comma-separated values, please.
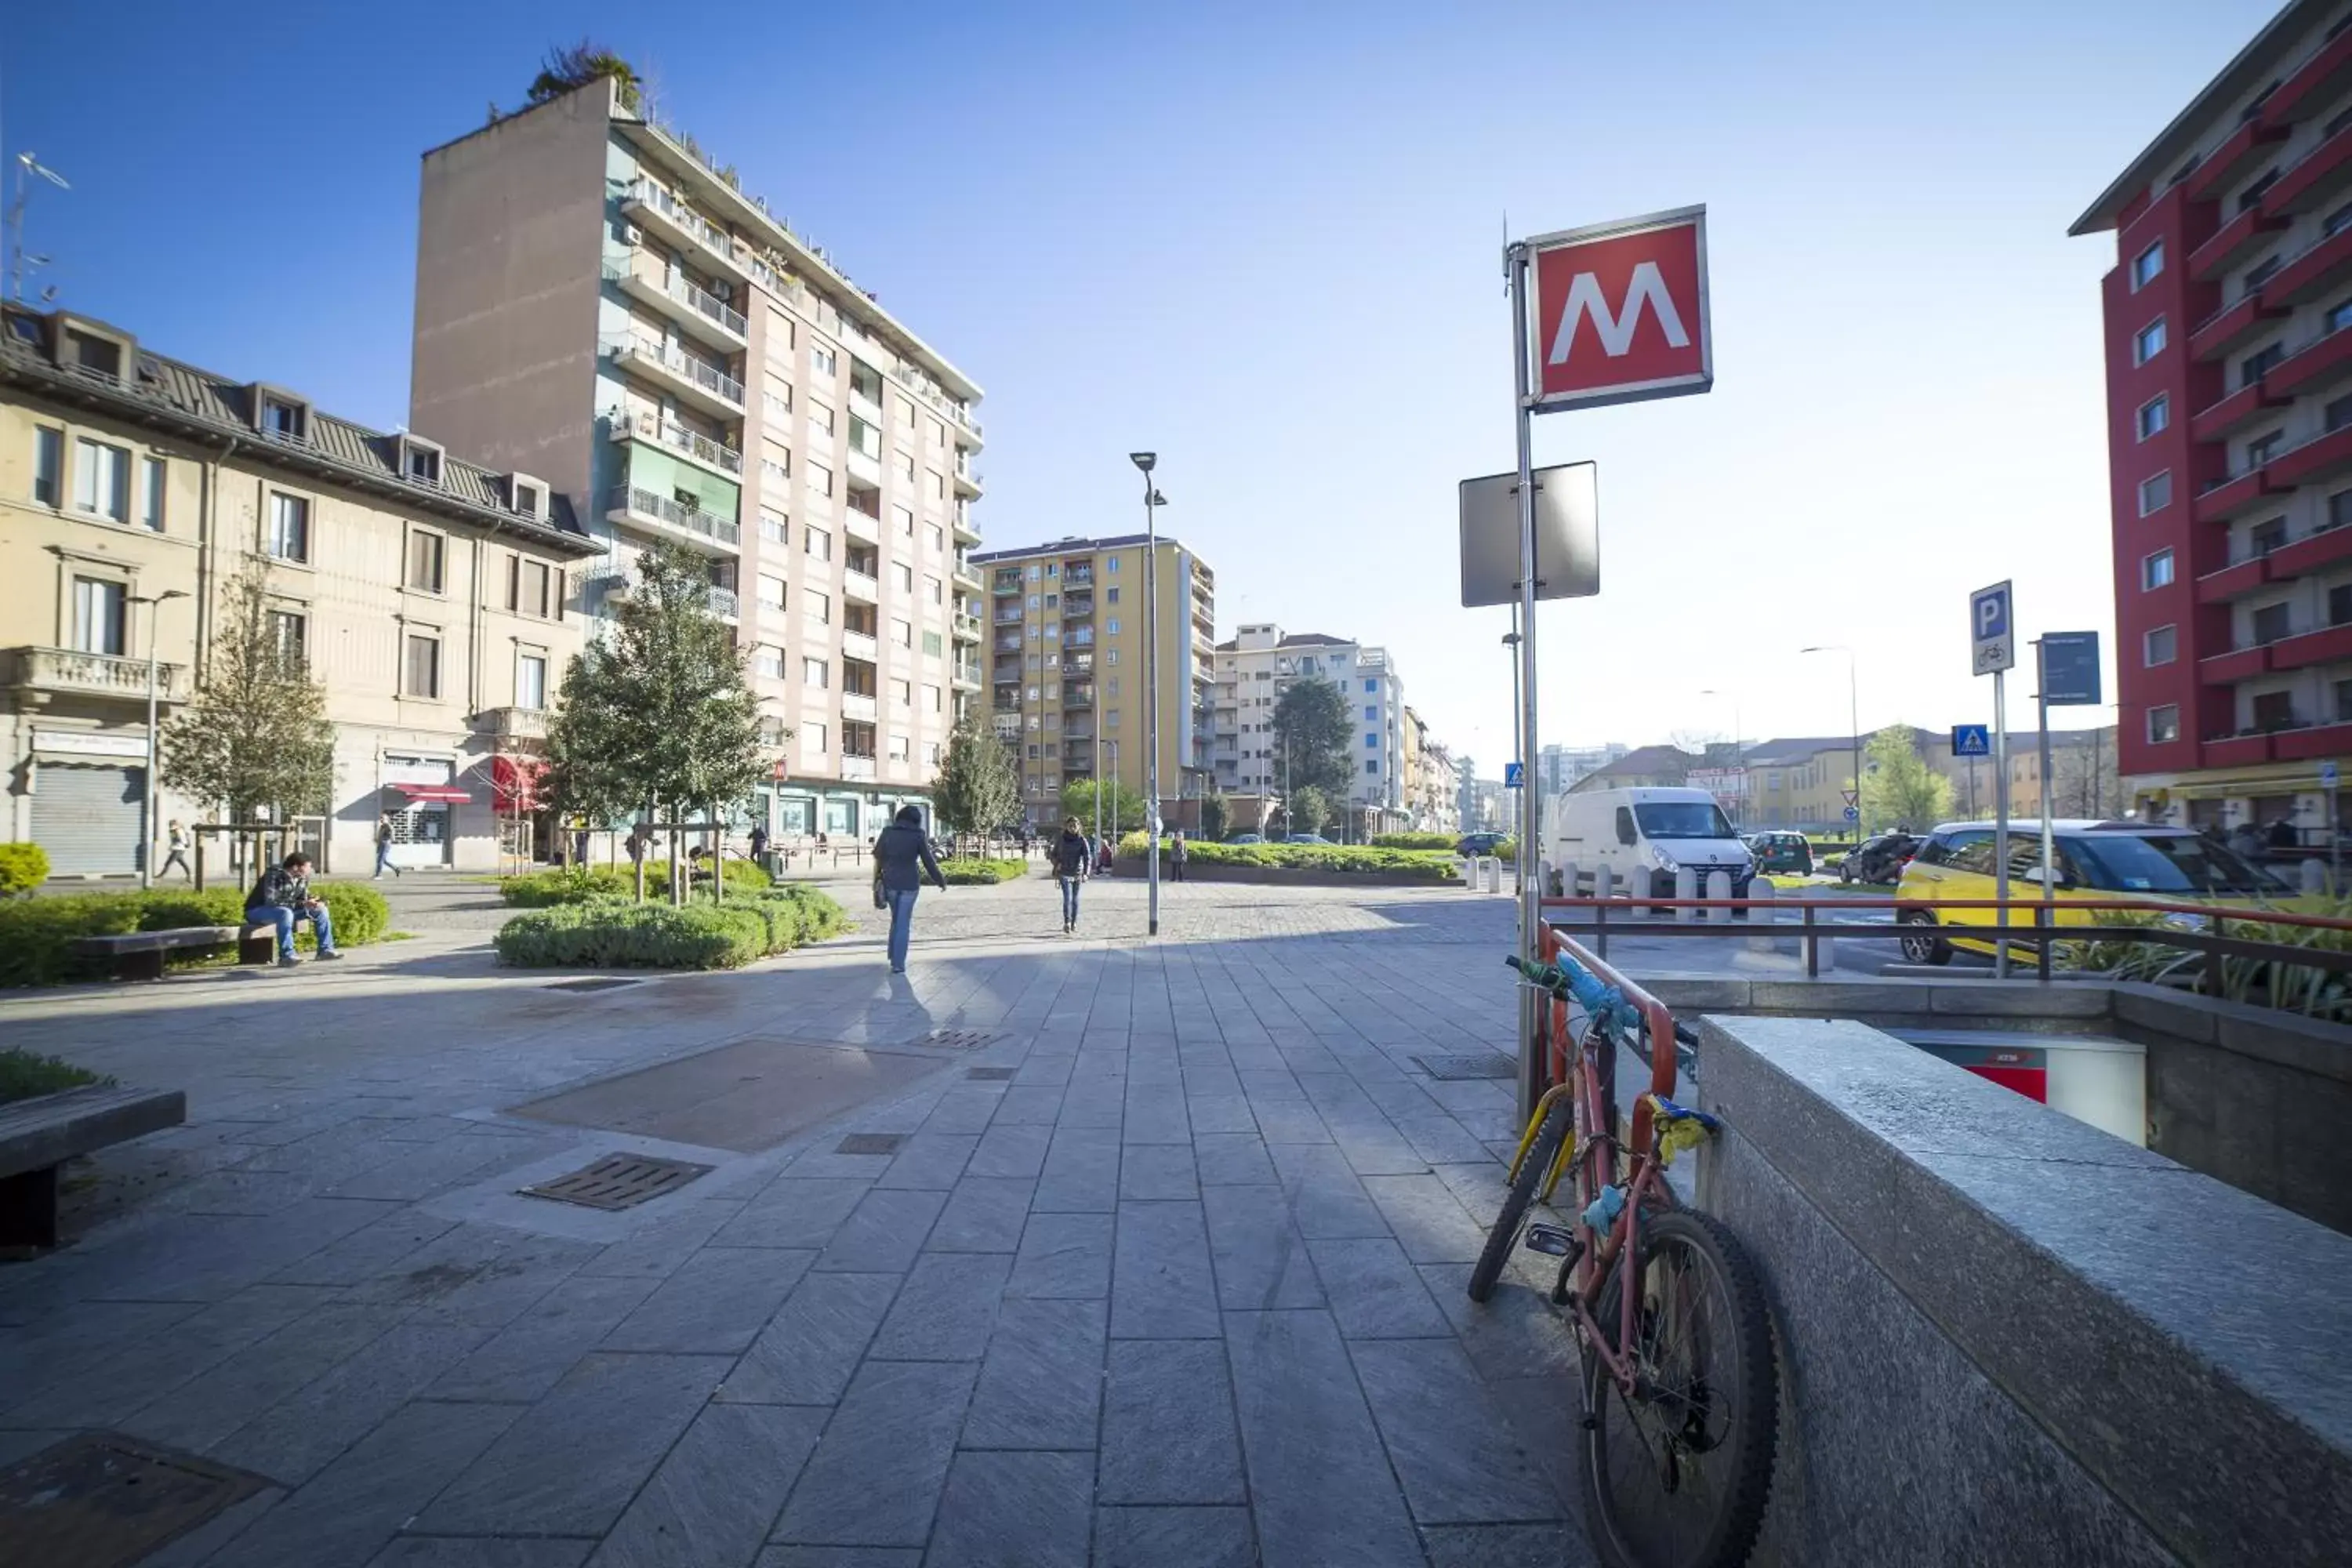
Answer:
[1705, 869, 1732, 924]
[1486, 857, 1503, 895]
[1592, 862, 1615, 904]
[2302, 857, 2328, 898]
[1675, 866, 1700, 923]
[1746, 877, 1778, 953]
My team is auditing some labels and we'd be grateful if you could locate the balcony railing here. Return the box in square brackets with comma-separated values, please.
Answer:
[842, 630, 879, 663]
[476, 706, 548, 742]
[607, 336, 743, 407]
[993, 572, 1023, 593]
[613, 408, 742, 474]
[607, 486, 740, 545]
[625, 177, 746, 275]
[3, 645, 187, 702]
[706, 586, 739, 617]
[952, 612, 983, 641]
[843, 569, 880, 601]
[602, 252, 748, 339]
[840, 754, 877, 780]
[952, 660, 983, 684]
[842, 692, 879, 720]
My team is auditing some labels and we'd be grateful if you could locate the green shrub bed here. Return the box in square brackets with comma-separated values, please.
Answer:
[0, 1047, 112, 1105]
[494, 884, 848, 970]
[500, 857, 774, 906]
[1370, 832, 1457, 851]
[938, 858, 1026, 885]
[0, 880, 390, 987]
[1115, 833, 1459, 880]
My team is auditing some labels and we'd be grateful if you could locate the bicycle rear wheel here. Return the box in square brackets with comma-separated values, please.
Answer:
[1580, 1209, 1777, 1568]
[1465, 1094, 1570, 1303]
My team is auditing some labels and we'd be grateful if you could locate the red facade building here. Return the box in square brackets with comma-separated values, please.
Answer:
[2074, 1, 2352, 837]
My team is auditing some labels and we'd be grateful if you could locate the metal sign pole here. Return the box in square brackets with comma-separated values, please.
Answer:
[2036, 639, 2055, 916]
[1508, 241, 1544, 1121]
[1993, 670, 2011, 980]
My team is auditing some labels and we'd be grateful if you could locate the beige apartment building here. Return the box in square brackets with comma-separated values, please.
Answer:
[967, 534, 1217, 829]
[1214, 624, 1410, 836]
[0, 305, 601, 875]
[408, 75, 985, 841]
[1401, 706, 1461, 833]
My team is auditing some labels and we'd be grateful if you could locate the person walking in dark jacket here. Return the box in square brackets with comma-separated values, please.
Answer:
[1051, 816, 1091, 934]
[872, 806, 946, 973]
[374, 814, 401, 879]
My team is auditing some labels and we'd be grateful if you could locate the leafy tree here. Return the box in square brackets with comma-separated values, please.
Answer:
[161, 558, 335, 825]
[1271, 678, 1352, 800]
[1200, 792, 1231, 842]
[542, 544, 767, 897]
[1062, 777, 1148, 837]
[933, 711, 1022, 837]
[1861, 724, 1952, 833]
[529, 40, 640, 106]
[1288, 786, 1330, 838]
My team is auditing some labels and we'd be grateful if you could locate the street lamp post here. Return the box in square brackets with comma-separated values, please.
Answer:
[1801, 646, 1860, 845]
[132, 589, 190, 888]
[1130, 452, 1164, 936]
[1503, 616, 1523, 885]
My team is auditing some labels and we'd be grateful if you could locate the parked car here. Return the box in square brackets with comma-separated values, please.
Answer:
[1894, 819, 2286, 964]
[1456, 831, 1508, 857]
[1838, 833, 1919, 886]
[1225, 833, 1265, 844]
[1745, 831, 1813, 877]
[1284, 833, 1334, 845]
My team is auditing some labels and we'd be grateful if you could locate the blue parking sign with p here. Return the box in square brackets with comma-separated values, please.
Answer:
[1971, 581, 2015, 675]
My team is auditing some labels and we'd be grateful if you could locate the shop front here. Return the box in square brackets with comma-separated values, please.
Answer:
[380, 753, 468, 869]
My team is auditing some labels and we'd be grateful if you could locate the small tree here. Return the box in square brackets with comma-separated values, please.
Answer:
[1062, 777, 1148, 837]
[1289, 786, 1330, 838]
[933, 711, 1022, 839]
[529, 41, 641, 106]
[1860, 724, 1952, 834]
[162, 557, 336, 830]
[1201, 792, 1231, 842]
[1271, 678, 1353, 800]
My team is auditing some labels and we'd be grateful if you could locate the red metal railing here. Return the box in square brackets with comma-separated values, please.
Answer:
[1536, 920, 1680, 1160]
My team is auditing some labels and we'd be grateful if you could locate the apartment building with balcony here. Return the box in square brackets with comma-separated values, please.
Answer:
[0, 306, 600, 875]
[1400, 706, 1462, 834]
[409, 74, 985, 841]
[967, 533, 1217, 828]
[2074, 0, 2352, 839]
[1213, 624, 1410, 834]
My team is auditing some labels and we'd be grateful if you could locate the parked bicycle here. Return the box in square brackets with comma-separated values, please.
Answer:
[1469, 942, 1779, 1568]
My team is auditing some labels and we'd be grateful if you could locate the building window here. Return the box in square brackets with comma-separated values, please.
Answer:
[922, 630, 943, 655]
[892, 618, 913, 647]
[1364, 678, 1377, 692]
[2131, 241, 2163, 290]
[2143, 625, 2176, 666]
[927, 574, 943, 604]
[926, 684, 942, 711]
[927, 524, 943, 550]
[406, 530, 446, 593]
[2331, 393, 2352, 433]
[2252, 601, 2293, 644]
[2142, 548, 2174, 590]
[32, 425, 62, 506]
[71, 576, 125, 655]
[72, 437, 130, 521]
[893, 678, 912, 708]
[1107, 557, 1120, 572]
[2137, 472, 2172, 516]
[800, 720, 828, 757]
[140, 456, 166, 531]
[2136, 395, 2169, 441]
[810, 400, 837, 436]
[811, 462, 833, 497]
[804, 588, 830, 625]
[805, 524, 832, 561]
[764, 390, 792, 422]
[1106, 618, 1120, 634]
[1367, 760, 1379, 775]
[761, 453, 790, 486]
[811, 343, 837, 378]
[2245, 253, 2282, 292]
[758, 573, 786, 613]
[2253, 690, 2298, 731]
[2248, 430, 2285, 467]
[1366, 733, 1379, 748]
[506, 557, 553, 619]
[804, 658, 829, 688]
[2336, 680, 2352, 724]
[2240, 168, 2280, 211]
[755, 644, 785, 679]
[1106, 586, 1120, 604]
[2331, 583, 2352, 626]
[403, 632, 442, 699]
[511, 479, 546, 518]
[2331, 200, 2352, 239]
[267, 492, 310, 561]
[2242, 343, 2285, 384]
[760, 510, 788, 543]
[2133, 318, 2166, 365]
[888, 733, 909, 761]
[928, 469, 945, 499]
[261, 398, 307, 442]
[2252, 517, 2288, 556]
[517, 652, 548, 710]
[268, 609, 307, 663]
[405, 444, 441, 485]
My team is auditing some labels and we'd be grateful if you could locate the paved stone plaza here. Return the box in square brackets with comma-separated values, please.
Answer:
[1, 875, 1609, 1566]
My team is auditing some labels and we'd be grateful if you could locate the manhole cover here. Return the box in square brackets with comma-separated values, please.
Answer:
[544, 977, 644, 993]
[1414, 1053, 1517, 1081]
[521, 1152, 713, 1210]
[966, 1067, 1018, 1080]
[837, 1133, 906, 1155]
[918, 1029, 1000, 1051]
[0, 1432, 268, 1568]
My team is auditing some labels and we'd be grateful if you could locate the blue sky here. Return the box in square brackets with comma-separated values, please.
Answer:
[2, 1, 2285, 773]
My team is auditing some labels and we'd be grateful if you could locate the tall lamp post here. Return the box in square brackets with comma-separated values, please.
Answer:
[1503, 615, 1523, 885]
[1800, 646, 1860, 843]
[1129, 452, 1166, 936]
[132, 589, 190, 888]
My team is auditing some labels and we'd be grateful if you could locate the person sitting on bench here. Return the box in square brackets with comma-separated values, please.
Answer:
[246, 852, 343, 968]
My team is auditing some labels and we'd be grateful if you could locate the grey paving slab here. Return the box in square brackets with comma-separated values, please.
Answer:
[1109, 1201, 1221, 1339]
[1267, 1144, 1392, 1239]
[708, 1178, 874, 1252]
[1350, 1337, 1564, 1525]
[964, 1120, 1054, 1180]
[1093, 1505, 1256, 1568]
[921, 1084, 1008, 1135]
[1224, 1309, 1427, 1568]
[1117, 1142, 1200, 1202]
[412, 1352, 731, 1537]
[0, 1283, 325, 1428]
[1121, 1084, 1192, 1145]
[136, 1486, 287, 1568]
[270, 1208, 463, 1287]
[927, 1176, 1037, 1253]
[924, 1450, 1093, 1568]
[601, 1246, 814, 1354]
[212, 1398, 525, 1567]
[1098, 1340, 1247, 1505]
[1200, 1184, 1324, 1311]
[811, 1185, 948, 1272]
[369, 1541, 595, 1568]
[124, 1301, 414, 1451]
[427, 1272, 664, 1403]
[1031, 1124, 1123, 1214]
[754, 1551, 920, 1568]
[961, 1296, 1108, 1450]
[1307, 1236, 1455, 1339]
[589, 1403, 827, 1568]
[1361, 1172, 1490, 1265]
[771, 1359, 978, 1547]
[1190, 1132, 1276, 1186]
[1421, 1522, 1599, 1567]
[723, 1272, 902, 1405]
[1004, 1211, 1115, 1300]
[210, 1320, 496, 1485]
[1394, 1115, 1496, 1167]
[868, 1251, 1011, 1361]
[873, 1131, 981, 1191]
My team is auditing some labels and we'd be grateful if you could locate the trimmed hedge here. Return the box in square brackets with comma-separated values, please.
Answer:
[939, 858, 1026, 885]
[0, 842, 49, 896]
[0, 1047, 113, 1105]
[1370, 832, 1457, 851]
[0, 880, 388, 987]
[494, 884, 848, 970]
[500, 857, 775, 907]
[1116, 833, 1458, 880]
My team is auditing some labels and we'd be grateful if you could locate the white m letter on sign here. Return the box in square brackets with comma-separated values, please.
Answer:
[1548, 262, 1690, 365]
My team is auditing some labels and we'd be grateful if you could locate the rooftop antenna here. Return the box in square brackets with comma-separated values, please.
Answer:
[9, 151, 69, 303]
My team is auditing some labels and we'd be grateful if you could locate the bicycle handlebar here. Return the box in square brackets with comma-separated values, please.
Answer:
[1505, 953, 1642, 1038]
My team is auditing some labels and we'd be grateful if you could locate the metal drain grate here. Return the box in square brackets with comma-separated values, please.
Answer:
[837, 1132, 907, 1155]
[917, 1028, 1000, 1051]
[965, 1066, 1018, 1080]
[520, 1152, 713, 1210]
[1414, 1053, 1518, 1082]
[544, 977, 644, 993]
[0, 1432, 268, 1568]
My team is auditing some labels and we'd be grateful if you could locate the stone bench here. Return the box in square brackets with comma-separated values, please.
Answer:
[0, 1083, 186, 1249]
[69, 923, 279, 981]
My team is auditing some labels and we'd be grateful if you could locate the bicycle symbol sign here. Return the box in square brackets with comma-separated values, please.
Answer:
[1971, 582, 2014, 677]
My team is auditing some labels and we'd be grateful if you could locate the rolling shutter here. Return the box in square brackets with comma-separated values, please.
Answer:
[33, 762, 144, 875]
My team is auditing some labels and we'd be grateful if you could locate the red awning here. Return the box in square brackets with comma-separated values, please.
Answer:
[491, 755, 545, 810]
[390, 782, 471, 805]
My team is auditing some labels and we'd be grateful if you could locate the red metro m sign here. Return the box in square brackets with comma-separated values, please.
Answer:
[1527, 205, 1711, 413]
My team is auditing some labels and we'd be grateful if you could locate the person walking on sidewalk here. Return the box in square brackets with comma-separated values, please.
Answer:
[373, 814, 402, 879]
[158, 820, 193, 880]
[1051, 815, 1092, 934]
[873, 805, 946, 974]
[1170, 829, 1189, 884]
[246, 852, 343, 968]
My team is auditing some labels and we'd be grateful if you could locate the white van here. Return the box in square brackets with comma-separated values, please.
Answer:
[1544, 786, 1755, 899]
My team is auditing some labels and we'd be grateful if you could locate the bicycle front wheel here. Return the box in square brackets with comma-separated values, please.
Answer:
[1580, 1209, 1777, 1568]
[1465, 1093, 1570, 1303]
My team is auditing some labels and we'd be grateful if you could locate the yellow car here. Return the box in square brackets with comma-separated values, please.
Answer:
[1893, 819, 2288, 964]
